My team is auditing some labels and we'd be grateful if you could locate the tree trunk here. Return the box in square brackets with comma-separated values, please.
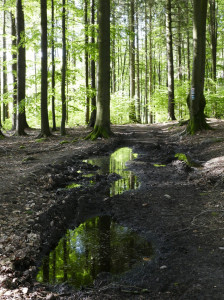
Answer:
[3, 3, 8, 122]
[40, 0, 51, 137]
[209, 0, 217, 82]
[85, 0, 90, 124]
[144, 0, 148, 124]
[186, 1, 191, 81]
[61, 0, 67, 136]
[11, 12, 17, 130]
[51, 0, 56, 131]
[16, 0, 28, 135]
[166, 0, 176, 120]
[88, 0, 96, 127]
[177, 5, 182, 81]
[129, 0, 137, 122]
[187, 0, 210, 134]
[86, 0, 113, 140]
[149, 5, 153, 124]
[136, 7, 141, 123]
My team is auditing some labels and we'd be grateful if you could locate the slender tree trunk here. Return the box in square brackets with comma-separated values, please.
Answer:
[88, 0, 96, 127]
[144, 1, 148, 124]
[129, 0, 137, 122]
[187, 0, 209, 134]
[149, 5, 153, 124]
[177, 6, 182, 81]
[186, 0, 191, 81]
[166, 0, 176, 120]
[136, 7, 141, 123]
[51, 0, 56, 131]
[3, 3, 8, 122]
[16, 0, 28, 135]
[85, 0, 90, 124]
[98, 216, 111, 272]
[40, 0, 51, 136]
[11, 12, 17, 130]
[86, 0, 112, 140]
[209, 0, 217, 82]
[61, 0, 67, 135]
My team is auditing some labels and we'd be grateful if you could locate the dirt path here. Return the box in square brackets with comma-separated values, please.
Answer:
[1, 120, 224, 299]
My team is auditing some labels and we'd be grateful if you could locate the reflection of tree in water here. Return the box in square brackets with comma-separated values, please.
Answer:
[86, 147, 139, 196]
[37, 216, 153, 288]
[98, 215, 111, 272]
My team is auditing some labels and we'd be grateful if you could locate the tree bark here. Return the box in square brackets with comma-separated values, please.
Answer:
[144, 0, 148, 124]
[61, 0, 67, 136]
[187, 0, 210, 134]
[88, 0, 96, 127]
[40, 0, 51, 137]
[166, 0, 176, 120]
[11, 12, 17, 130]
[51, 0, 56, 131]
[86, 0, 113, 140]
[3, 2, 8, 122]
[16, 0, 28, 135]
[129, 0, 137, 122]
[85, 0, 90, 124]
[136, 7, 141, 123]
[149, 5, 153, 124]
[209, 0, 217, 82]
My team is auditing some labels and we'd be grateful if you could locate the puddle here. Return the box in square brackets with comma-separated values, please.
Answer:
[37, 216, 153, 288]
[84, 147, 139, 196]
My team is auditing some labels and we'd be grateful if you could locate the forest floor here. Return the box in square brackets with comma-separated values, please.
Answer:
[1, 119, 224, 299]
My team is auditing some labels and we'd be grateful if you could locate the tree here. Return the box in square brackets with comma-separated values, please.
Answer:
[40, 0, 51, 137]
[86, 0, 113, 140]
[166, 0, 175, 120]
[84, 0, 90, 124]
[88, 0, 96, 127]
[3, 0, 8, 122]
[16, 0, 29, 135]
[11, 12, 17, 131]
[60, 0, 67, 136]
[187, 0, 210, 134]
[129, 0, 137, 122]
[51, 0, 56, 131]
[209, 0, 217, 82]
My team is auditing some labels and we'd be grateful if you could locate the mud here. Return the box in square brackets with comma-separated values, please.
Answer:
[1, 120, 224, 299]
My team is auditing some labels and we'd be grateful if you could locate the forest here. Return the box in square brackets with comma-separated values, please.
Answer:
[3, 0, 224, 299]
[0, 0, 222, 138]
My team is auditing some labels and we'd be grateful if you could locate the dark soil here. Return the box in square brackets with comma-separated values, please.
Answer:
[1, 119, 224, 299]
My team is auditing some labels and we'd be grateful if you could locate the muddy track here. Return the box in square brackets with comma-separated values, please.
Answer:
[1, 121, 224, 299]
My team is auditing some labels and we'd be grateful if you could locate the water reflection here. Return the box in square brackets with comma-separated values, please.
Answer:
[37, 216, 153, 288]
[85, 147, 139, 196]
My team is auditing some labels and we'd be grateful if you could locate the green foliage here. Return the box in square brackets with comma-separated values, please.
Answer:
[2, 118, 12, 130]
[111, 92, 130, 124]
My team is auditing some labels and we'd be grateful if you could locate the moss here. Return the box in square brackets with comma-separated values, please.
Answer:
[35, 137, 47, 143]
[60, 140, 70, 145]
[187, 118, 211, 135]
[85, 125, 114, 141]
[175, 153, 188, 163]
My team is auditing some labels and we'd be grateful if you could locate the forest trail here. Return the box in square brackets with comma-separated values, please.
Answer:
[1, 119, 224, 299]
